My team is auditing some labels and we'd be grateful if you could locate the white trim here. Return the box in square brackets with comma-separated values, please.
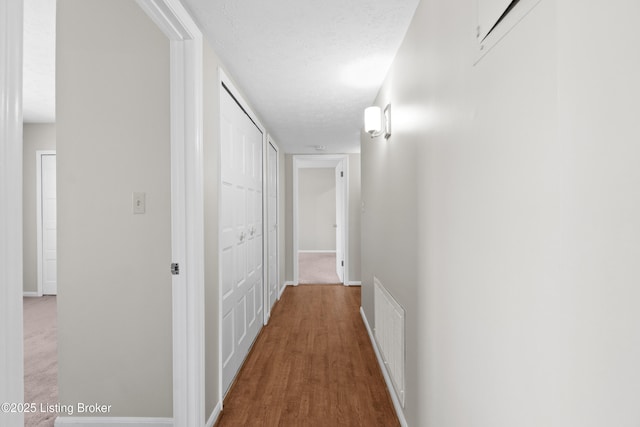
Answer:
[0, 0, 25, 425]
[298, 250, 336, 254]
[36, 150, 55, 297]
[360, 307, 408, 427]
[136, 2, 205, 426]
[292, 155, 349, 285]
[23, 291, 40, 297]
[279, 283, 288, 298]
[217, 67, 267, 404]
[205, 401, 222, 427]
[54, 417, 172, 427]
[347, 281, 362, 286]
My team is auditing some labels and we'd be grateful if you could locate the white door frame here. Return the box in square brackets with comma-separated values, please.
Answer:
[36, 150, 56, 297]
[218, 68, 268, 404]
[1, 0, 25, 425]
[136, 1, 205, 425]
[292, 154, 349, 285]
[266, 136, 280, 320]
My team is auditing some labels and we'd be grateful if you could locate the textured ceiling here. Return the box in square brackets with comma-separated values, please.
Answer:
[182, 0, 420, 153]
[23, 0, 420, 151]
[23, 0, 56, 123]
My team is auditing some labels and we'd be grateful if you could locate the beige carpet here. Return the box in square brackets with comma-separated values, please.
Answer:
[23, 296, 58, 427]
[298, 252, 342, 284]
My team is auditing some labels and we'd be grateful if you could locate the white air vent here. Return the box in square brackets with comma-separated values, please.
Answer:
[374, 277, 405, 407]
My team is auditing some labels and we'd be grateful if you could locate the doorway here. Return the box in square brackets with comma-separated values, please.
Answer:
[1, 1, 206, 426]
[266, 138, 280, 317]
[293, 155, 349, 285]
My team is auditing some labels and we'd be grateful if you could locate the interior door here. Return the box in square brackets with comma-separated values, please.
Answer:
[267, 142, 278, 315]
[40, 153, 57, 295]
[220, 86, 264, 394]
[335, 163, 344, 283]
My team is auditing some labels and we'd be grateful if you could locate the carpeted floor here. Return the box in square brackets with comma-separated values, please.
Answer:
[298, 252, 342, 284]
[23, 295, 58, 427]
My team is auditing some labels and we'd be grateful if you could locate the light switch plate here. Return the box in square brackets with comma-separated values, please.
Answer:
[133, 192, 146, 214]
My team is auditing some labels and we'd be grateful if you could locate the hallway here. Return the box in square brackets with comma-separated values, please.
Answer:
[215, 285, 399, 426]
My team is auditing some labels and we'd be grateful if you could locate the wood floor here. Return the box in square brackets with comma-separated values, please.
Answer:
[215, 285, 399, 427]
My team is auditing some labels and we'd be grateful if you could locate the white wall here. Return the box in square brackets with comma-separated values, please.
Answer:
[347, 153, 361, 282]
[278, 149, 286, 289]
[57, 0, 172, 416]
[362, 0, 640, 425]
[298, 168, 336, 251]
[554, 1, 640, 424]
[202, 37, 221, 421]
[22, 123, 55, 294]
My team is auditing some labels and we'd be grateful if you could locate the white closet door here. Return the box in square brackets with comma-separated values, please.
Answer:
[267, 142, 278, 315]
[40, 153, 57, 295]
[220, 87, 263, 394]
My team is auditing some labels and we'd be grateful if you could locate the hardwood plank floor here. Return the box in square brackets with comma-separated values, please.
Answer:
[215, 285, 399, 427]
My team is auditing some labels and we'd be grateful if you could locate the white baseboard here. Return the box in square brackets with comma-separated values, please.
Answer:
[205, 401, 222, 427]
[297, 250, 336, 253]
[346, 281, 362, 286]
[54, 417, 172, 427]
[23, 291, 41, 297]
[278, 283, 287, 298]
[360, 307, 408, 427]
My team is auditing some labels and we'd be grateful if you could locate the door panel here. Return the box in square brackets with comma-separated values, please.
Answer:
[267, 143, 278, 314]
[221, 87, 263, 394]
[335, 163, 344, 283]
[41, 154, 57, 295]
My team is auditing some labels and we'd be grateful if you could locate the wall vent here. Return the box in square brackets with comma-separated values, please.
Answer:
[374, 277, 405, 407]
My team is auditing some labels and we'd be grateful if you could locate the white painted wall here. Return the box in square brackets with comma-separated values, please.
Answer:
[298, 168, 336, 251]
[278, 149, 286, 289]
[202, 37, 221, 421]
[56, 0, 172, 416]
[554, 1, 640, 424]
[347, 153, 361, 282]
[22, 123, 55, 294]
[362, 0, 640, 425]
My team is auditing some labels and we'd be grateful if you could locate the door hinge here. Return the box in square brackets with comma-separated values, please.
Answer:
[171, 263, 180, 275]
[341, 260, 344, 267]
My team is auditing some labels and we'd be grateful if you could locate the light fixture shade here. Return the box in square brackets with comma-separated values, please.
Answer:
[364, 106, 382, 135]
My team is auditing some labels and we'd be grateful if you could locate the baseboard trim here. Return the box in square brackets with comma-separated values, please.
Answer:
[23, 291, 41, 297]
[297, 250, 336, 253]
[346, 281, 362, 286]
[360, 307, 408, 427]
[205, 401, 222, 427]
[54, 417, 172, 427]
[279, 282, 293, 298]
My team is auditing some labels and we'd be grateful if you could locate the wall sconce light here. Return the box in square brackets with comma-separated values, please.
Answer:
[364, 104, 391, 139]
